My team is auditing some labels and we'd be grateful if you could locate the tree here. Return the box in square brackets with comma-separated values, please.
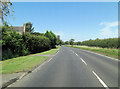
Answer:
[0, 0, 14, 23]
[2, 26, 29, 60]
[50, 31, 57, 46]
[31, 32, 44, 36]
[45, 30, 57, 48]
[25, 22, 34, 33]
[80, 38, 118, 48]
[65, 41, 69, 45]
[22, 33, 50, 54]
[77, 41, 81, 45]
[56, 35, 60, 45]
[59, 40, 63, 46]
[69, 39, 74, 45]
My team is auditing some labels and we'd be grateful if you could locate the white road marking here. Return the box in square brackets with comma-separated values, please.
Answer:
[56, 51, 59, 55]
[70, 50, 75, 53]
[7, 50, 61, 88]
[47, 58, 52, 63]
[19, 73, 27, 80]
[80, 58, 87, 65]
[75, 53, 78, 56]
[70, 50, 87, 66]
[92, 71, 109, 89]
[39, 61, 46, 67]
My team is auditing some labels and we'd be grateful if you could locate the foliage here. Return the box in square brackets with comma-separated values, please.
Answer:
[80, 38, 118, 48]
[2, 22, 59, 60]
[0, 0, 14, 23]
[22, 33, 50, 54]
[2, 26, 29, 60]
[64, 41, 69, 45]
[33, 46, 60, 55]
[31, 32, 44, 36]
[25, 22, 34, 33]
[66, 38, 118, 49]
[56, 35, 60, 45]
[2, 25, 53, 60]
[45, 30, 57, 48]
[69, 39, 75, 45]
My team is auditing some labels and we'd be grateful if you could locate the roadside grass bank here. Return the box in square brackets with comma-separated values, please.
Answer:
[1, 46, 60, 74]
[66, 45, 119, 59]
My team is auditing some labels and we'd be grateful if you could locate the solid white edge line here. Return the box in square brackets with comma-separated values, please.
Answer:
[33, 50, 59, 71]
[48, 50, 59, 62]
[7, 50, 60, 87]
[47, 58, 52, 63]
[55, 51, 59, 55]
[92, 71, 109, 89]
[80, 58, 87, 65]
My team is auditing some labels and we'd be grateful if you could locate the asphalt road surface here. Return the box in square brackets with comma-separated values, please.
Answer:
[8, 46, 119, 88]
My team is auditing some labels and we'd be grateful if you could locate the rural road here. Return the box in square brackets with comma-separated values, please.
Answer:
[8, 46, 119, 88]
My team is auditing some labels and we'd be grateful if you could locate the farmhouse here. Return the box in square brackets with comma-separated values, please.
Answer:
[11, 24, 26, 34]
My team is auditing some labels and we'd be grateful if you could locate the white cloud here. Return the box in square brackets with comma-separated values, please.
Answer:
[99, 21, 118, 38]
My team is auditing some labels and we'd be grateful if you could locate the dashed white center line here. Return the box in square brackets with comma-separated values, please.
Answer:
[70, 50, 75, 54]
[75, 53, 78, 56]
[71, 50, 87, 66]
[68, 48, 109, 88]
[80, 58, 87, 65]
[92, 71, 109, 89]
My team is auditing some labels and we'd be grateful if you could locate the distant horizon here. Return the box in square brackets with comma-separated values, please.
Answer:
[9, 2, 118, 42]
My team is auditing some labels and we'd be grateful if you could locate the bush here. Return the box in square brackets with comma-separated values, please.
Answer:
[80, 38, 118, 48]
[2, 26, 55, 60]
[45, 30, 57, 48]
[2, 26, 28, 60]
[22, 33, 51, 54]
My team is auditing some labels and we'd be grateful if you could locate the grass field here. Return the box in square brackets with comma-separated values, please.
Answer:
[1, 46, 60, 74]
[67, 45, 119, 59]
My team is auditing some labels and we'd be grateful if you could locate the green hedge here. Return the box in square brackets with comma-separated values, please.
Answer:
[23, 33, 50, 53]
[2, 26, 51, 60]
[78, 38, 118, 48]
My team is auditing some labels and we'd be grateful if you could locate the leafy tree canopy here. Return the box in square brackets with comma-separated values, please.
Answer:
[25, 22, 34, 33]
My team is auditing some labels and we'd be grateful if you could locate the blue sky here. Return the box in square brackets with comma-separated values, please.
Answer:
[9, 2, 118, 42]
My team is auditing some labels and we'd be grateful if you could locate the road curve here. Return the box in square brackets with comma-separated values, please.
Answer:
[8, 46, 118, 88]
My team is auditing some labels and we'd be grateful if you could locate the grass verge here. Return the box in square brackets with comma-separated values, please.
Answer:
[67, 45, 119, 59]
[1, 46, 60, 74]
